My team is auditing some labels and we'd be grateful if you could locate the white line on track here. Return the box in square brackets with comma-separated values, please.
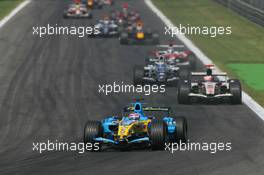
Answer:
[145, 0, 264, 120]
[0, 0, 31, 29]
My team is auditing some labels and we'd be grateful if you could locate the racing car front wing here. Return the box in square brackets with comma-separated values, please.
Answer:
[142, 77, 179, 85]
[188, 93, 233, 98]
[94, 137, 149, 145]
[64, 12, 92, 18]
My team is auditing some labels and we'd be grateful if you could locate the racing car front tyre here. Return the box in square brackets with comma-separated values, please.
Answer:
[133, 65, 144, 85]
[83, 120, 103, 151]
[175, 117, 188, 143]
[110, 0, 114, 5]
[178, 81, 191, 104]
[63, 13, 68, 19]
[229, 79, 242, 104]
[88, 13, 93, 19]
[98, 4, 103, 9]
[150, 120, 167, 150]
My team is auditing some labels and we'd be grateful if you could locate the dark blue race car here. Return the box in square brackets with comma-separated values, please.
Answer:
[83, 100, 188, 151]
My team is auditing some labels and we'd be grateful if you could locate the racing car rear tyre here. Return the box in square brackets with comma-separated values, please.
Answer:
[150, 120, 167, 150]
[133, 65, 144, 85]
[145, 57, 151, 65]
[120, 33, 129, 44]
[188, 54, 196, 70]
[179, 67, 190, 80]
[88, 13, 93, 19]
[229, 79, 242, 104]
[145, 28, 152, 37]
[83, 120, 103, 151]
[178, 81, 191, 104]
[175, 117, 188, 143]
[152, 33, 160, 45]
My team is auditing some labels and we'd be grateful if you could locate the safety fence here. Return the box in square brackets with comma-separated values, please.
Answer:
[214, 0, 264, 26]
[241, 0, 264, 10]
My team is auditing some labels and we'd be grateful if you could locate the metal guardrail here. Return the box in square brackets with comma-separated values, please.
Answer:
[214, 0, 264, 26]
[241, 0, 264, 10]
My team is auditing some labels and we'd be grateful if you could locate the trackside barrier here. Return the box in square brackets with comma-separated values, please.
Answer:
[241, 0, 264, 10]
[214, 0, 264, 26]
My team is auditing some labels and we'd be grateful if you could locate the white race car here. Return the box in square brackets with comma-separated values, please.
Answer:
[102, 0, 114, 5]
[178, 65, 242, 104]
[64, 3, 92, 18]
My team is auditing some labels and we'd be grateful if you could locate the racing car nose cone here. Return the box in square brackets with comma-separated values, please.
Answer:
[118, 139, 128, 145]
[136, 32, 144, 39]
[158, 77, 166, 82]
[157, 73, 166, 81]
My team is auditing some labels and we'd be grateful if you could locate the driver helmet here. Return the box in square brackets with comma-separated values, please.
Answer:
[206, 68, 212, 76]
[168, 48, 174, 54]
[122, 3, 129, 10]
[136, 21, 143, 30]
[76, 4, 81, 9]
[74, 0, 81, 4]
[159, 55, 165, 61]
[128, 113, 140, 120]
[103, 15, 110, 23]
[122, 3, 128, 14]
[103, 15, 110, 20]
[130, 10, 136, 16]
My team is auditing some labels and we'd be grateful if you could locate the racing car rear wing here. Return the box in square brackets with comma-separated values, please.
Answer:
[124, 106, 171, 112]
[191, 72, 227, 76]
[157, 44, 185, 48]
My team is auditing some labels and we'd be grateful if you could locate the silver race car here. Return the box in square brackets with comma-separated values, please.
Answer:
[133, 61, 190, 86]
[93, 17, 120, 37]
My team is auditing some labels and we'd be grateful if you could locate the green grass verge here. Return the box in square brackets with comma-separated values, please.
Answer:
[228, 64, 264, 90]
[153, 0, 264, 106]
[0, 0, 24, 20]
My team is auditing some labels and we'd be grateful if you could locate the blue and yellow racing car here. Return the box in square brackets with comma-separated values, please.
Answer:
[83, 100, 188, 151]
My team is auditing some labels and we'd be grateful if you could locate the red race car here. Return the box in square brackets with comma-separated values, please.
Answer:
[146, 43, 196, 70]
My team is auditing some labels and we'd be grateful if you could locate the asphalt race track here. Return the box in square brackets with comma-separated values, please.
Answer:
[0, 0, 263, 174]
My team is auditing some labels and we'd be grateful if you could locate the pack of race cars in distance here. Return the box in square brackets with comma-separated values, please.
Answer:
[178, 65, 242, 104]
[90, 5, 142, 38]
[64, 1, 160, 44]
[95, 4, 159, 44]
[83, 100, 188, 151]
